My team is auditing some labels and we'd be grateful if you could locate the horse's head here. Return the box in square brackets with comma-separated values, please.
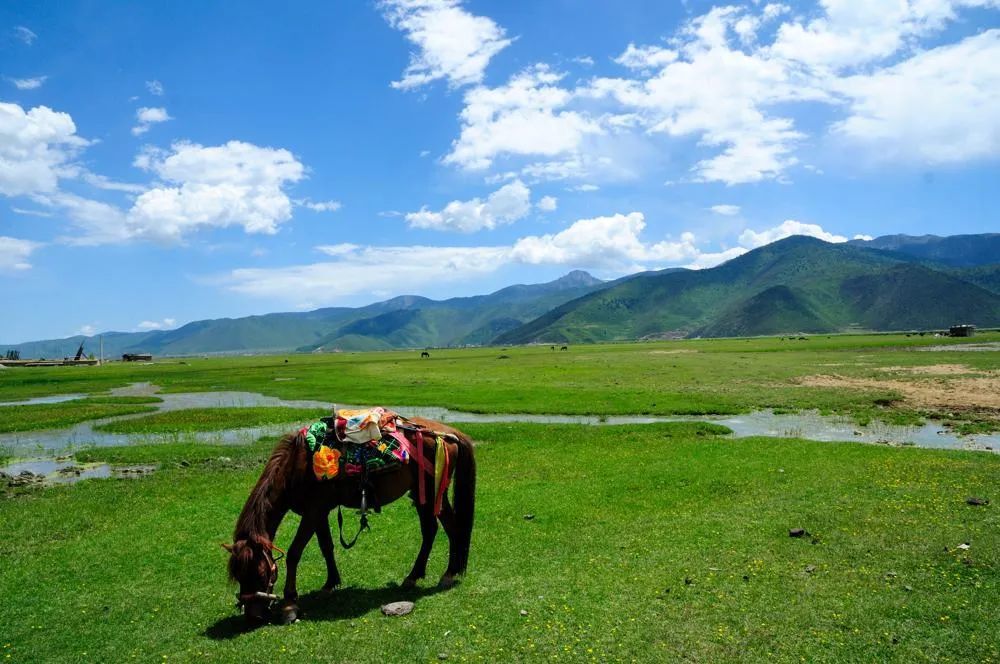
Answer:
[223, 537, 281, 624]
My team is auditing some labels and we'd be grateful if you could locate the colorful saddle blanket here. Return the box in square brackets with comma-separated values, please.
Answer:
[299, 405, 453, 516]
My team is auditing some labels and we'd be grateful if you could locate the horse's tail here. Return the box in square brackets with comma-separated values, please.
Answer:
[451, 434, 476, 575]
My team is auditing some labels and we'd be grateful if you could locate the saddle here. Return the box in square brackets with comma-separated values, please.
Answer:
[298, 406, 455, 515]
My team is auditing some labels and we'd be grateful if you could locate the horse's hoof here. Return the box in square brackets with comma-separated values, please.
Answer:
[438, 575, 458, 590]
[280, 604, 300, 625]
[320, 584, 338, 595]
[401, 577, 419, 589]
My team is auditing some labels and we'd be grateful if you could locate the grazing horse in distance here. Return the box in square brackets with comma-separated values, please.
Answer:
[224, 416, 476, 625]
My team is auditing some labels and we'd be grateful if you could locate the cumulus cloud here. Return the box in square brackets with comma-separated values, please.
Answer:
[0, 236, 42, 271]
[831, 30, 1000, 164]
[738, 219, 848, 249]
[0, 102, 89, 196]
[444, 65, 603, 171]
[219, 209, 867, 305]
[380, 0, 512, 90]
[127, 140, 305, 242]
[537, 195, 558, 211]
[710, 204, 741, 216]
[431, 1, 1000, 186]
[131, 106, 172, 136]
[136, 317, 176, 331]
[405, 179, 532, 232]
[9, 76, 47, 90]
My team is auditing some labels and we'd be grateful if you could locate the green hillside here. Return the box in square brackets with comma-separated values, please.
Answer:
[849, 233, 1000, 267]
[497, 237, 1000, 343]
[2, 272, 606, 358]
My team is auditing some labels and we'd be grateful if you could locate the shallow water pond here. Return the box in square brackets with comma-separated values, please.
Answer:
[0, 383, 996, 457]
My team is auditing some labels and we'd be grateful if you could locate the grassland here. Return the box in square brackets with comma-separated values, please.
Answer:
[1, 423, 997, 662]
[94, 407, 329, 434]
[1, 334, 998, 662]
[0, 396, 161, 433]
[1, 332, 998, 429]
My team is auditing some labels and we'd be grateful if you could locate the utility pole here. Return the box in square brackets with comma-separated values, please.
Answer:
[99, 335, 104, 366]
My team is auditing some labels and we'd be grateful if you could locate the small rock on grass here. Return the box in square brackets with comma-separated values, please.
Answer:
[789, 528, 809, 538]
[804, 565, 816, 574]
[966, 496, 989, 506]
[438, 653, 449, 660]
[523, 514, 535, 520]
[520, 609, 529, 616]
[381, 601, 414, 616]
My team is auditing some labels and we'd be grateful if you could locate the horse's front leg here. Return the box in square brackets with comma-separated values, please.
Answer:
[280, 515, 317, 624]
[314, 511, 342, 592]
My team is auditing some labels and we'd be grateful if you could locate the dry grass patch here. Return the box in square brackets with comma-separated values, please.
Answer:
[876, 364, 982, 376]
[798, 374, 1000, 411]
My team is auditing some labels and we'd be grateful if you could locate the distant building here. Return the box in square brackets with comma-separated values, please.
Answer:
[122, 353, 153, 362]
[949, 324, 976, 337]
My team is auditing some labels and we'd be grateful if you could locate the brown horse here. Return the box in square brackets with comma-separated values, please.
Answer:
[224, 416, 476, 624]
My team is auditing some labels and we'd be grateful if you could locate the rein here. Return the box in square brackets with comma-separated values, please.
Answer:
[235, 541, 285, 609]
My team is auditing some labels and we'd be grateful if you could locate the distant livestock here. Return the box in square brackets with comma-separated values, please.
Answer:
[421, 351, 431, 358]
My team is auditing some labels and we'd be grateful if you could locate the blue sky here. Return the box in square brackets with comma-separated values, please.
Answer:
[1, 0, 998, 342]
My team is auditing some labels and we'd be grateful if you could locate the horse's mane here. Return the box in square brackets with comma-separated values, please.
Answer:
[233, 432, 299, 547]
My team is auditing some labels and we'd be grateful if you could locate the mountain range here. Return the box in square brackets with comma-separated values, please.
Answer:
[3, 233, 998, 357]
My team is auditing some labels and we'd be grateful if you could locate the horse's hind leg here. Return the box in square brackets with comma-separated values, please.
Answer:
[402, 501, 438, 588]
[315, 511, 341, 592]
[280, 515, 317, 624]
[436, 497, 464, 587]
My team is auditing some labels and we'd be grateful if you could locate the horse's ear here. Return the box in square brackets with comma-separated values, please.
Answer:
[221, 542, 233, 552]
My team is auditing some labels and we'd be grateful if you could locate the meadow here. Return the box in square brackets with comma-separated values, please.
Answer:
[1, 333, 999, 662]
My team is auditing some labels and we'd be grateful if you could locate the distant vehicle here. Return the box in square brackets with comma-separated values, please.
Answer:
[122, 353, 153, 362]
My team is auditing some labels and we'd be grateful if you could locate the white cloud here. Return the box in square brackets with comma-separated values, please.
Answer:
[831, 30, 1000, 164]
[297, 199, 343, 212]
[738, 219, 847, 249]
[131, 106, 172, 136]
[76, 324, 97, 336]
[710, 204, 741, 216]
[0, 102, 89, 196]
[444, 65, 603, 171]
[405, 179, 532, 232]
[572, 56, 595, 67]
[0, 236, 41, 271]
[853, 234, 874, 241]
[127, 140, 305, 242]
[219, 212, 869, 304]
[80, 171, 147, 193]
[136, 317, 176, 331]
[537, 195, 558, 211]
[14, 26, 37, 45]
[9, 76, 47, 90]
[11, 207, 53, 218]
[433, 2, 999, 186]
[569, 183, 599, 192]
[380, 0, 512, 90]
[146, 80, 164, 96]
[614, 43, 678, 71]
[769, 0, 1000, 71]
[224, 244, 509, 302]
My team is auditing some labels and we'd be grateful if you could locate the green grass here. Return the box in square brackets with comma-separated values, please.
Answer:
[93, 407, 329, 435]
[2, 423, 997, 662]
[0, 397, 161, 433]
[1, 333, 997, 426]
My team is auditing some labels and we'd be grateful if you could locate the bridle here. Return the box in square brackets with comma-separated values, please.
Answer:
[235, 542, 285, 610]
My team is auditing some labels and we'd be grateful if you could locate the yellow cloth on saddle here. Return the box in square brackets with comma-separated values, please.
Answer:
[313, 445, 340, 480]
